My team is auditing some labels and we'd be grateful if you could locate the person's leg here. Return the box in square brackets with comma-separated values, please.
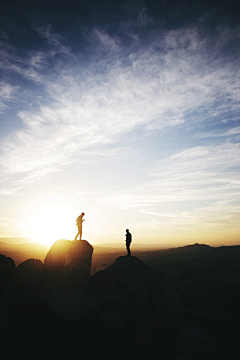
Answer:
[74, 231, 79, 240]
[127, 243, 131, 256]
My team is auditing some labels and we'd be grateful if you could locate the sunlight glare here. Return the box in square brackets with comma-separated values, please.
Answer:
[27, 205, 76, 245]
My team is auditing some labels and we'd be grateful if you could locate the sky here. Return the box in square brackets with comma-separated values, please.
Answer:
[0, 0, 240, 246]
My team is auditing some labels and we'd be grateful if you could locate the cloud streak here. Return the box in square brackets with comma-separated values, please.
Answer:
[102, 142, 240, 203]
[0, 81, 16, 113]
[100, 141, 240, 231]
[0, 23, 239, 188]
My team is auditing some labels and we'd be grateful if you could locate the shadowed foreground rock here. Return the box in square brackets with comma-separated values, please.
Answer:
[44, 239, 93, 292]
[13, 259, 45, 288]
[0, 242, 182, 360]
[88, 256, 182, 360]
[0, 254, 15, 286]
[37, 239, 96, 321]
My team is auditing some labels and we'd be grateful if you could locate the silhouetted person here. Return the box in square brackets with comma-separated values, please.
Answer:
[74, 212, 85, 241]
[125, 229, 132, 256]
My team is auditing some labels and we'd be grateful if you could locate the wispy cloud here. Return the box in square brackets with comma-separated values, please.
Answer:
[36, 25, 70, 54]
[0, 216, 25, 237]
[93, 29, 120, 52]
[0, 188, 20, 196]
[196, 125, 240, 138]
[103, 142, 240, 202]
[100, 141, 240, 230]
[0, 82, 17, 113]
[131, 205, 240, 231]
[0, 23, 239, 188]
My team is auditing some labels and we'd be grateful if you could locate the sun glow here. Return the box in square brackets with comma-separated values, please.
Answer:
[26, 204, 77, 245]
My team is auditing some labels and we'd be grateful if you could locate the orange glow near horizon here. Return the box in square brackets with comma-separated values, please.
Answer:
[25, 204, 77, 245]
[7, 195, 240, 248]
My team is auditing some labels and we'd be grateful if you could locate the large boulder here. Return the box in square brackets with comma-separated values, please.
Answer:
[88, 256, 182, 360]
[0, 254, 15, 287]
[37, 239, 97, 321]
[13, 259, 45, 288]
[44, 239, 93, 292]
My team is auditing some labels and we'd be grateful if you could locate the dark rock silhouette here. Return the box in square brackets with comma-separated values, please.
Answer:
[44, 239, 93, 292]
[41, 329, 115, 360]
[36, 239, 97, 321]
[0, 241, 182, 359]
[13, 259, 45, 288]
[0, 306, 24, 359]
[0, 254, 15, 286]
[88, 255, 182, 359]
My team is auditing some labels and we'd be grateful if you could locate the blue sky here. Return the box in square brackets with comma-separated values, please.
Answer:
[0, 0, 240, 246]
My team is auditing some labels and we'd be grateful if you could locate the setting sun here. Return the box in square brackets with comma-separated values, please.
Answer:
[25, 204, 76, 245]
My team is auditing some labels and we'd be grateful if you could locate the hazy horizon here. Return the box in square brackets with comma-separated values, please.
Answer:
[1, 0, 240, 247]
[1, 236, 239, 250]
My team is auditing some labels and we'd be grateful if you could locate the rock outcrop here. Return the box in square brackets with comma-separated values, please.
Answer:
[13, 259, 45, 288]
[44, 239, 93, 292]
[0, 254, 15, 286]
[88, 256, 182, 360]
[0, 241, 182, 359]
[37, 239, 96, 321]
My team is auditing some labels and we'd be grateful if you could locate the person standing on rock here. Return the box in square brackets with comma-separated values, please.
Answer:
[74, 212, 85, 241]
[125, 229, 132, 256]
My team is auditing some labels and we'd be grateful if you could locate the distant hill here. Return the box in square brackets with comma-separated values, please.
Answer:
[0, 240, 49, 250]
[167, 243, 213, 253]
[0, 237, 33, 244]
[0, 241, 15, 249]
[94, 242, 171, 250]
[0, 241, 50, 266]
[182, 243, 212, 249]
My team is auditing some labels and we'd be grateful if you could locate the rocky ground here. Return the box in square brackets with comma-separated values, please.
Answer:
[178, 280, 240, 319]
[1, 242, 240, 359]
[0, 240, 182, 360]
[176, 310, 240, 360]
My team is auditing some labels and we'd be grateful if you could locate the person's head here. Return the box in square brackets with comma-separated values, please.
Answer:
[126, 229, 129, 233]
[81, 212, 85, 216]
